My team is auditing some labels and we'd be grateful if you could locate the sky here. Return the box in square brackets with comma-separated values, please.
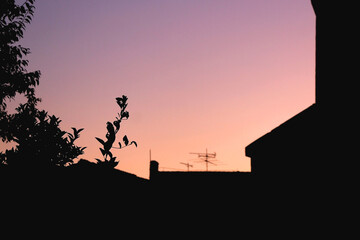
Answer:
[13, 0, 315, 179]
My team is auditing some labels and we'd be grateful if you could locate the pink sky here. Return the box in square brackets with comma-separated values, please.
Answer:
[16, 0, 315, 178]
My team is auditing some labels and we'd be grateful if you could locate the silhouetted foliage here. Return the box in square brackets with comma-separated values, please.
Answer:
[0, 0, 39, 111]
[0, 0, 85, 168]
[0, 97, 86, 167]
[95, 96, 137, 168]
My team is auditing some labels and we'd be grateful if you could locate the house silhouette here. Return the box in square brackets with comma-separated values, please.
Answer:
[245, 0, 357, 183]
[149, 160, 251, 190]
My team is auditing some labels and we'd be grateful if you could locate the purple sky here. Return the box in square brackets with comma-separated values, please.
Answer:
[14, 0, 315, 178]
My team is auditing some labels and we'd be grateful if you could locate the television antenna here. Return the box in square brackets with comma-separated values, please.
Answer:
[189, 148, 216, 171]
[180, 162, 193, 171]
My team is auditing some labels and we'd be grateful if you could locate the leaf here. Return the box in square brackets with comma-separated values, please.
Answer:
[113, 120, 120, 131]
[95, 158, 102, 163]
[95, 137, 105, 145]
[80, 147, 87, 151]
[123, 135, 129, 146]
[122, 95, 128, 103]
[25, 2, 31, 10]
[72, 128, 84, 139]
[116, 97, 124, 108]
[130, 141, 138, 147]
[109, 157, 117, 163]
[121, 111, 129, 119]
[100, 148, 106, 156]
[116, 95, 128, 109]
[118, 142, 122, 149]
[68, 132, 74, 139]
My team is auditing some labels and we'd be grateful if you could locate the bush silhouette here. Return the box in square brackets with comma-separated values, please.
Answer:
[1, 97, 86, 168]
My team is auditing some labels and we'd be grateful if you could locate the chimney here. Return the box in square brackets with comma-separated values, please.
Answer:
[149, 160, 159, 181]
[311, 1, 356, 110]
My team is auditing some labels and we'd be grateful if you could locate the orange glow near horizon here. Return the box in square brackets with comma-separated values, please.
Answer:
[7, 0, 315, 179]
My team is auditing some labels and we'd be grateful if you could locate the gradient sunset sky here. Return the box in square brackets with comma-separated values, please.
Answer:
[16, 0, 315, 178]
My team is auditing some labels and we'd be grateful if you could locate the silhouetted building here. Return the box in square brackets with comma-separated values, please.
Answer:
[246, 104, 319, 178]
[246, 1, 356, 180]
[149, 160, 251, 189]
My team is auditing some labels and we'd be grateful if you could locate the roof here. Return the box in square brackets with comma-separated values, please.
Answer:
[245, 104, 318, 157]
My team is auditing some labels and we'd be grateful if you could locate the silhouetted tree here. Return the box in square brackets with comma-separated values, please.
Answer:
[0, 0, 39, 110]
[95, 96, 137, 168]
[0, 0, 85, 168]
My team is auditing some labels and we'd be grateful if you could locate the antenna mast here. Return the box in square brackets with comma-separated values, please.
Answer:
[180, 162, 193, 171]
[189, 148, 216, 171]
